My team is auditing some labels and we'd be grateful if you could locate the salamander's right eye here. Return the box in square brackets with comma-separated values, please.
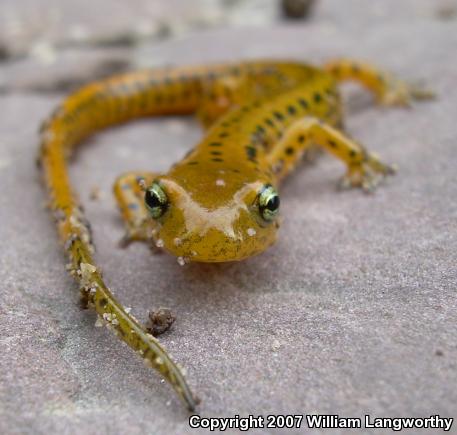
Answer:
[144, 182, 168, 219]
[258, 184, 280, 222]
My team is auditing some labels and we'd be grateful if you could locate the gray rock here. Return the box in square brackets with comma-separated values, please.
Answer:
[1, 1, 456, 434]
[0, 47, 130, 93]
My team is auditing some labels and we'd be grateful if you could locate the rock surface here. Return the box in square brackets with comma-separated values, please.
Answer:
[1, 1, 456, 434]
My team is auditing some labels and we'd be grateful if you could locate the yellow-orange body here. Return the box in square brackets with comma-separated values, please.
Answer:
[39, 59, 431, 410]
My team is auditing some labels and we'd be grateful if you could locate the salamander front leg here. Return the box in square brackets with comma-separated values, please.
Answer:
[113, 172, 158, 248]
[324, 59, 435, 107]
[114, 172, 177, 336]
[268, 117, 395, 192]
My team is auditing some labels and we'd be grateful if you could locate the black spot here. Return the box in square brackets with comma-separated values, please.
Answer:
[219, 132, 229, 138]
[287, 105, 297, 115]
[232, 168, 240, 173]
[314, 93, 322, 104]
[98, 298, 108, 308]
[211, 158, 224, 162]
[256, 125, 266, 134]
[328, 140, 338, 148]
[298, 98, 309, 109]
[245, 145, 257, 160]
[209, 142, 223, 147]
[298, 135, 305, 144]
[349, 150, 357, 158]
[210, 150, 222, 156]
[265, 118, 274, 127]
[273, 111, 284, 121]
[285, 147, 294, 155]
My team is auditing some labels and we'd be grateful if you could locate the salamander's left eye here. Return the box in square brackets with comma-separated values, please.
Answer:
[144, 182, 168, 219]
[258, 185, 280, 221]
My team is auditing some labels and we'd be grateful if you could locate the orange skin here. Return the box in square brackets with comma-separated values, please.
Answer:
[39, 59, 432, 410]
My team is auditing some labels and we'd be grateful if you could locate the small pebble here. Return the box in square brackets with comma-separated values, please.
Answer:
[94, 316, 104, 327]
[272, 339, 281, 351]
[89, 186, 102, 201]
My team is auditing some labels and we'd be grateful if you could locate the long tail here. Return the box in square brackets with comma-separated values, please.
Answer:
[38, 68, 206, 411]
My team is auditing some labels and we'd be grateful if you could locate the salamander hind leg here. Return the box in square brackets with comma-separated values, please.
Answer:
[113, 171, 158, 247]
[324, 59, 435, 107]
[267, 117, 395, 192]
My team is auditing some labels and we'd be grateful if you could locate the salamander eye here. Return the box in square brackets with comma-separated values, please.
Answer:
[144, 182, 168, 219]
[258, 185, 280, 221]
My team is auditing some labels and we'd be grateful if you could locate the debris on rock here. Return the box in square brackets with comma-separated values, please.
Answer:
[146, 308, 176, 336]
[281, 0, 316, 19]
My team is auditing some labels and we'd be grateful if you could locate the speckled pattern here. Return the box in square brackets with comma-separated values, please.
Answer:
[1, 1, 457, 434]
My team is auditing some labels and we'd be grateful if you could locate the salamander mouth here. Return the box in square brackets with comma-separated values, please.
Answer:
[159, 230, 277, 263]
[175, 249, 265, 263]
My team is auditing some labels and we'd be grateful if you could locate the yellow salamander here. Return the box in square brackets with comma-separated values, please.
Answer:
[38, 59, 432, 410]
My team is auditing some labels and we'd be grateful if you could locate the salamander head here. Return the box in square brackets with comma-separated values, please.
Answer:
[143, 172, 280, 262]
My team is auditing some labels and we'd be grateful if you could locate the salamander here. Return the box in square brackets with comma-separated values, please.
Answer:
[38, 59, 432, 410]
